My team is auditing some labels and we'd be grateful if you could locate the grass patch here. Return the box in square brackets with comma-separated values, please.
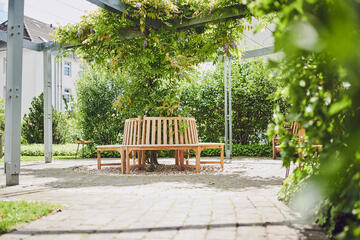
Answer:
[21, 144, 79, 156]
[0, 201, 61, 234]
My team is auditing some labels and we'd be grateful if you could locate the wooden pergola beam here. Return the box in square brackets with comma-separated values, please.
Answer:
[175, 5, 248, 30]
[86, 1, 248, 31]
[86, 0, 127, 15]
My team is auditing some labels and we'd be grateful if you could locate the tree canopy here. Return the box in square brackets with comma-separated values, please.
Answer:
[54, 1, 254, 79]
[54, 0, 260, 117]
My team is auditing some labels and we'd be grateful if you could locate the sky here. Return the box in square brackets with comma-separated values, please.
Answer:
[0, 0, 98, 26]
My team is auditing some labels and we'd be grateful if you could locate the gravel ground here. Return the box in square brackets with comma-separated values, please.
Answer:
[74, 162, 223, 176]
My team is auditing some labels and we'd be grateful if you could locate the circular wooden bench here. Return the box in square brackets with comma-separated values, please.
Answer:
[97, 116, 224, 174]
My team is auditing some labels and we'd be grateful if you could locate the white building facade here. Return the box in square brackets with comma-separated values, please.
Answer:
[0, 16, 81, 116]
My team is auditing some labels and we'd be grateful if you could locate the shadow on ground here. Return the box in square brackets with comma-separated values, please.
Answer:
[14, 166, 283, 191]
[5, 221, 327, 240]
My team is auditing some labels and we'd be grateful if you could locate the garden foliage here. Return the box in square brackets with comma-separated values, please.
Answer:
[54, 0, 257, 164]
[54, 0, 360, 237]
[22, 93, 70, 144]
[250, 0, 360, 238]
[74, 60, 277, 150]
[75, 67, 125, 145]
[181, 60, 280, 144]
[54, 0, 256, 121]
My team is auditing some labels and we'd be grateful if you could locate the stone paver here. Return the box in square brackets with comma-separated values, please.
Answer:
[0, 157, 327, 239]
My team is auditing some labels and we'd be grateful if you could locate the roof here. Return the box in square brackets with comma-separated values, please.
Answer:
[0, 16, 56, 48]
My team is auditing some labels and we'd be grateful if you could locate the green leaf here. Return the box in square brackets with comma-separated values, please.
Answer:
[329, 96, 351, 115]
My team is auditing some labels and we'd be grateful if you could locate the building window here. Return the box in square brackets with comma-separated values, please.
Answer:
[63, 89, 71, 105]
[64, 61, 71, 76]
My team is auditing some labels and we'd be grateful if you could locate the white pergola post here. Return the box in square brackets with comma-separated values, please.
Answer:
[224, 56, 228, 156]
[43, 50, 52, 163]
[228, 57, 232, 157]
[224, 56, 232, 160]
[4, 0, 24, 186]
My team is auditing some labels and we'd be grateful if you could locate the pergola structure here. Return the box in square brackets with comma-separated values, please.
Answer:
[3, 0, 274, 186]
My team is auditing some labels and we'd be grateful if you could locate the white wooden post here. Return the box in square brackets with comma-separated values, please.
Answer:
[43, 50, 52, 163]
[224, 56, 232, 160]
[224, 56, 228, 158]
[4, 0, 24, 186]
[228, 57, 232, 158]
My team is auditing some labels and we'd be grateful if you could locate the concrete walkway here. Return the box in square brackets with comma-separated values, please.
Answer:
[0, 157, 327, 240]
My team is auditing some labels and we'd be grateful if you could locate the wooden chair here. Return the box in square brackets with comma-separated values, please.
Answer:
[274, 124, 322, 178]
[96, 117, 143, 173]
[97, 116, 224, 174]
[272, 122, 298, 159]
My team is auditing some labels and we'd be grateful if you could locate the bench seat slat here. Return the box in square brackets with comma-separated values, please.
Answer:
[142, 118, 146, 144]
[129, 120, 134, 145]
[137, 117, 141, 144]
[146, 119, 150, 144]
[184, 120, 189, 144]
[163, 119, 167, 144]
[179, 120, 184, 144]
[152, 119, 156, 144]
[158, 119, 161, 145]
[169, 119, 173, 144]
[122, 120, 128, 145]
[174, 119, 179, 144]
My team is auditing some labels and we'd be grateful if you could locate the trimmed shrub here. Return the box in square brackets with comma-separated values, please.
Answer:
[22, 93, 70, 144]
[75, 67, 125, 145]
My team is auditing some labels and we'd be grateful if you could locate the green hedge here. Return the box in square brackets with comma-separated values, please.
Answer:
[21, 144, 78, 156]
[20, 143, 272, 158]
[201, 144, 272, 157]
[79, 144, 271, 158]
[84, 144, 271, 158]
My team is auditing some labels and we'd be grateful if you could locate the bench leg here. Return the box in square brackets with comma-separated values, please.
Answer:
[142, 151, 146, 169]
[175, 150, 179, 166]
[120, 149, 125, 174]
[185, 150, 189, 165]
[179, 150, 184, 171]
[126, 149, 130, 174]
[220, 146, 224, 168]
[195, 147, 201, 173]
[138, 151, 142, 170]
[272, 137, 276, 159]
[97, 150, 101, 170]
[138, 150, 144, 170]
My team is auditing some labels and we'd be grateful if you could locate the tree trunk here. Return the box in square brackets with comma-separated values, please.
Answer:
[149, 151, 158, 165]
[146, 77, 159, 165]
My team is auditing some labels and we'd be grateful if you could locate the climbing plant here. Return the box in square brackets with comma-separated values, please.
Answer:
[55, 1, 257, 164]
[54, 1, 256, 115]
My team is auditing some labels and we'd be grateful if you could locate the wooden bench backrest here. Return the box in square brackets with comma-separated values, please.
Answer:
[122, 117, 199, 145]
[122, 117, 142, 145]
[142, 117, 199, 145]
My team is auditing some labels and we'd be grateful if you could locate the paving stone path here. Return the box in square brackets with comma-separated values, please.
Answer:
[0, 157, 327, 240]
